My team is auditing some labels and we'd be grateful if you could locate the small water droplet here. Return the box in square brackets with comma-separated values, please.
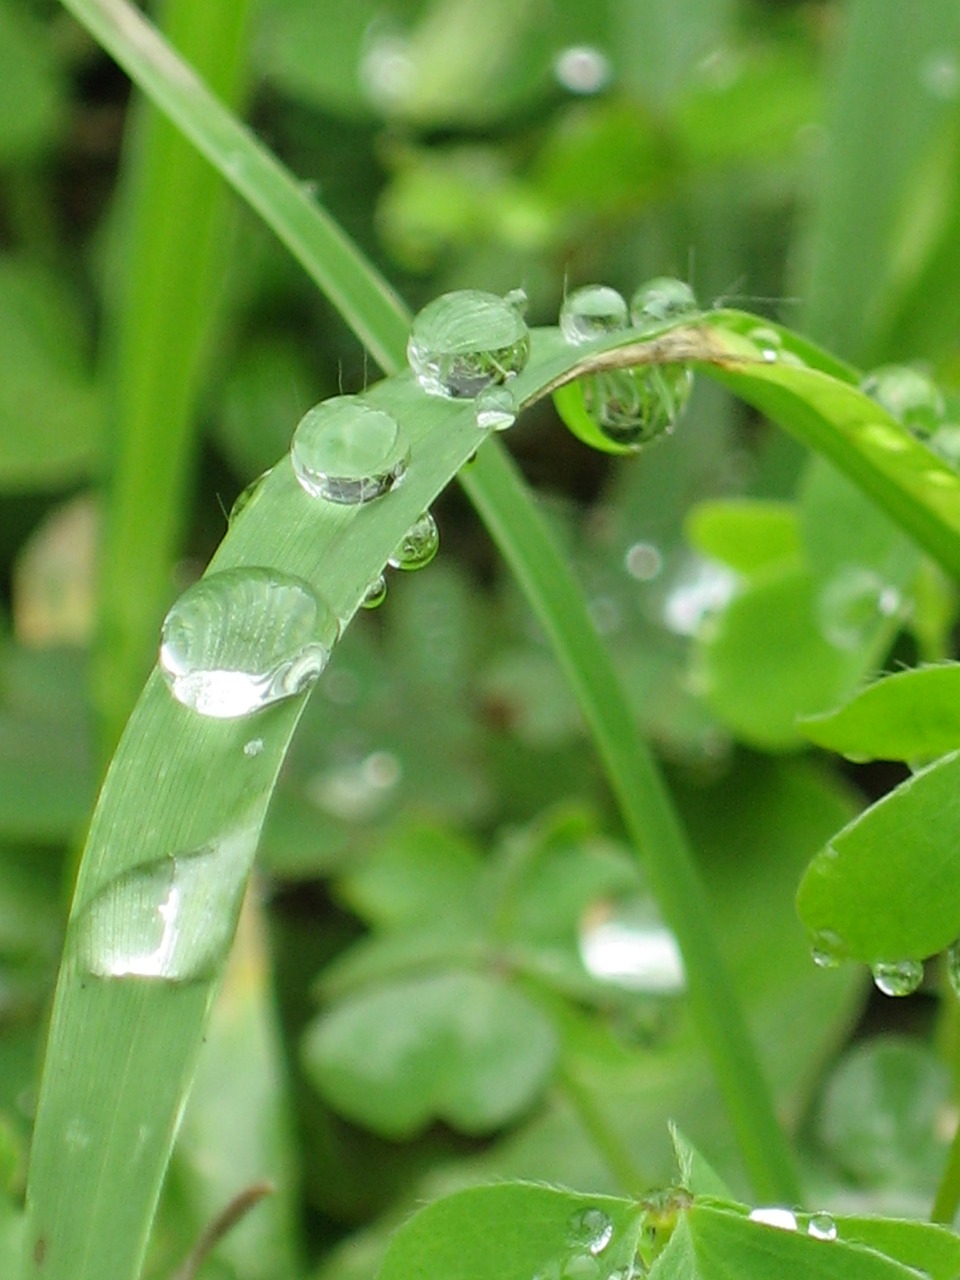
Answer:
[159, 567, 339, 718]
[243, 737, 264, 758]
[748, 1207, 798, 1232]
[747, 325, 782, 363]
[554, 45, 611, 95]
[567, 1208, 614, 1256]
[810, 928, 844, 969]
[290, 396, 408, 504]
[559, 285, 629, 344]
[807, 1212, 838, 1242]
[946, 941, 960, 999]
[361, 573, 388, 609]
[388, 511, 439, 571]
[861, 365, 945, 439]
[229, 468, 273, 524]
[871, 958, 924, 997]
[581, 365, 693, 450]
[624, 542, 662, 581]
[407, 289, 530, 398]
[475, 384, 518, 431]
[629, 277, 698, 328]
[73, 837, 250, 982]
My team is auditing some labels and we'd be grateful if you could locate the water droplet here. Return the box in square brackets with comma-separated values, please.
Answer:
[580, 900, 685, 995]
[559, 285, 629, 344]
[361, 573, 388, 609]
[567, 1208, 614, 1256]
[629, 278, 698, 328]
[580, 365, 693, 450]
[475, 384, 518, 431]
[861, 365, 945, 439]
[388, 511, 439, 570]
[228, 469, 274, 525]
[747, 326, 782, 363]
[624, 542, 662, 581]
[159, 567, 339, 719]
[290, 396, 408, 505]
[554, 45, 611, 95]
[73, 837, 250, 982]
[871, 958, 924, 997]
[946, 941, 960, 998]
[810, 928, 844, 969]
[807, 1212, 838, 1242]
[407, 290, 530, 399]
[748, 1207, 798, 1232]
[817, 568, 904, 652]
[243, 737, 263, 758]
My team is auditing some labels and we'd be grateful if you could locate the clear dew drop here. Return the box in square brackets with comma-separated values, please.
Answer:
[361, 573, 388, 609]
[159, 567, 339, 719]
[807, 1212, 838, 1242]
[810, 928, 844, 970]
[567, 1208, 614, 1256]
[407, 289, 530, 399]
[629, 277, 698, 328]
[861, 365, 946, 439]
[559, 284, 629, 344]
[871, 958, 924, 997]
[228, 467, 273, 524]
[290, 396, 408, 504]
[748, 1207, 798, 1232]
[388, 511, 439, 571]
[747, 325, 782, 363]
[475, 384, 518, 431]
[946, 940, 960, 999]
[73, 836, 251, 983]
[581, 365, 693, 451]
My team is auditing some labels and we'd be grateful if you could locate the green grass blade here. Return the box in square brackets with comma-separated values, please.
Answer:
[93, 0, 256, 748]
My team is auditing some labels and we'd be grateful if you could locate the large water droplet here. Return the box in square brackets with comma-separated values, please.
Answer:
[559, 285, 629, 344]
[290, 396, 408, 504]
[73, 839, 249, 982]
[475, 384, 518, 431]
[861, 365, 945, 439]
[629, 278, 698, 328]
[748, 1207, 798, 1232]
[581, 365, 693, 450]
[159, 567, 338, 718]
[567, 1208, 614, 1256]
[580, 900, 685, 995]
[807, 1212, 838, 1242]
[407, 290, 530, 398]
[871, 958, 924, 997]
[388, 511, 439, 570]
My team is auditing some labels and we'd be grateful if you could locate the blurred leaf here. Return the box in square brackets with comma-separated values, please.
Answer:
[671, 1126, 733, 1201]
[0, 257, 102, 491]
[302, 970, 558, 1138]
[817, 1038, 951, 1195]
[0, 0, 66, 164]
[801, 664, 960, 761]
[685, 500, 800, 574]
[797, 750, 960, 962]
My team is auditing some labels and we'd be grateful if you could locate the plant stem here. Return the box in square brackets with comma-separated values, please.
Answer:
[56, 0, 800, 1203]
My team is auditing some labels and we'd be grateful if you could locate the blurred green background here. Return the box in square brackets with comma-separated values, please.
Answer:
[2, 0, 960, 1275]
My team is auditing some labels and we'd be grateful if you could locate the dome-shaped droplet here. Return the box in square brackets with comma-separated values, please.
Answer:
[290, 396, 409, 504]
[388, 511, 439, 570]
[559, 285, 629, 344]
[73, 838, 251, 983]
[229, 467, 273, 524]
[475, 384, 518, 431]
[407, 289, 530, 399]
[807, 1212, 838, 1242]
[567, 1208, 614, 1256]
[747, 326, 782, 363]
[748, 1208, 798, 1232]
[629, 277, 698, 328]
[361, 573, 388, 609]
[810, 928, 844, 969]
[159, 567, 339, 718]
[582, 365, 693, 450]
[861, 365, 945, 439]
[871, 958, 924, 997]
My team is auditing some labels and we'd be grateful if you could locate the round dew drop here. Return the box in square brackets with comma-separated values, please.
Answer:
[407, 289, 530, 399]
[388, 511, 439, 571]
[871, 958, 924, 997]
[629, 277, 698, 328]
[361, 573, 388, 609]
[861, 365, 945, 439]
[807, 1213, 838, 1242]
[290, 396, 409, 504]
[475, 384, 518, 431]
[159, 567, 339, 719]
[582, 365, 693, 451]
[559, 284, 629, 344]
[566, 1208, 614, 1256]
